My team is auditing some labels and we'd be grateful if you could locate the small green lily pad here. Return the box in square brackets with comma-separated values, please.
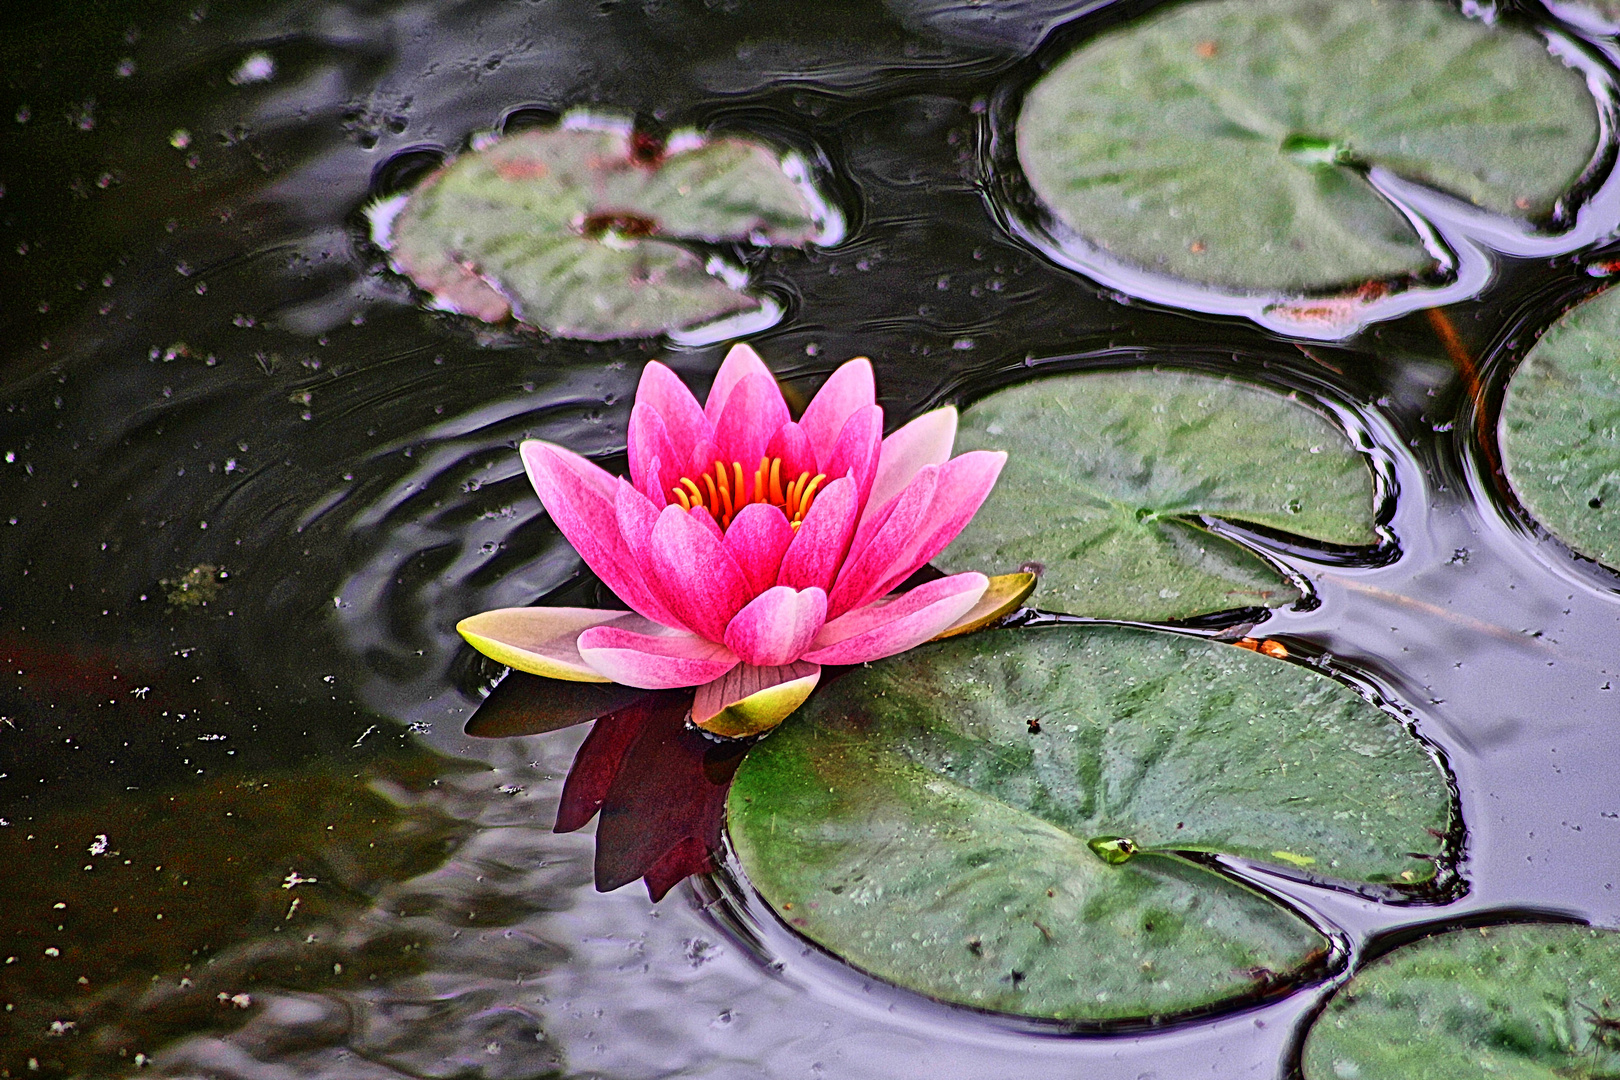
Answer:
[728, 626, 1451, 1022]
[1302, 924, 1620, 1080]
[375, 120, 830, 339]
[936, 369, 1376, 620]
[1016, 0, 1598, 293]
[1501, 286, 1620, 572]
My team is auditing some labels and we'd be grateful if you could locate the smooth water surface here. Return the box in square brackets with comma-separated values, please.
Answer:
[3, 0, 1620, 1076]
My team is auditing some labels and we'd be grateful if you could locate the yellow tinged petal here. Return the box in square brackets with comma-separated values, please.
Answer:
[693, 661, 821, 739]
[456, 607, 631, 682]
[928, 572, 1037, 641]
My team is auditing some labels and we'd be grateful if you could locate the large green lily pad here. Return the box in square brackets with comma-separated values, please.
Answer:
[376, 122, 827, 339]
[1016, 0, 1598, 293]
[1501, 286, 1620, 572]
[1302, 924, 1620, 1080]
[936, 369, 1376, 620]
[728, 626, 1451, 1022]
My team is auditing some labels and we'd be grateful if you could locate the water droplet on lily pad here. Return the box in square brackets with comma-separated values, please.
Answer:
[371, 113, 838, 341]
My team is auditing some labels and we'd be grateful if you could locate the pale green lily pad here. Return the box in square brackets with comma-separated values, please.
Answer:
[936, 369, 1376, 620]
[1302, 924, 1620, 1080]
[1501, 286, 1620, 572]
[377, 123, 827, 339]
[1016, 0, 1598, 293]
[728, 626, 1451, 1022]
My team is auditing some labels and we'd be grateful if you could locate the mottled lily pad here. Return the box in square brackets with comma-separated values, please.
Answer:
[1302, 924, 1620, 1080]
[937, 369, 1376, 620]
[374, 120, 832, 339]
[728, 626, 1451, 1022]
[1501, 286, 1620, 572]
[1016, 0, 1597, 293]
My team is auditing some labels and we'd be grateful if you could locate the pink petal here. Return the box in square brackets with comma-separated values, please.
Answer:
[723, 502, 794, 594]
[858, 406, 958, 534]
[818, 404, 883, 510]
[777, 474, 859, 592]
[764, 422, 817, 492]
[722, 586, 827, 667]
[521, 440, 678, 627]
[713, 371, 790, 474]
[804, 572, 988, 666]
[577, 624, 739, 689]
[856, 449, 1008, 606]
[691, 660, 821, 738]
[798, 357, 875, 467]
[637, 361, 712, 455]
[704, 343, 775, 424]
[627, 403, 681, 507]
[685, 436, 722, 480]
[647, 503, 755, 642]
[825, 464, 939, 618]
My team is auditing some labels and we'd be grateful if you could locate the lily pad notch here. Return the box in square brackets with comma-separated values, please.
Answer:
[1006, 0, 1610, 339]
[369, 111, 844, 341]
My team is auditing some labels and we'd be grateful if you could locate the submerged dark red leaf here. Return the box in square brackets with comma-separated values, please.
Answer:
[553, 693, 669, 834]
[464, 671, 647, 739]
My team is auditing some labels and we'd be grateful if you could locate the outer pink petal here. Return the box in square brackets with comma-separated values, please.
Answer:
[858, 406, 958, 535]
[804, 573, 988, 666]
[778, 474, 859, 592]
[798, 357, 875, 467]
[724, 502, 794, 594]
[647, 503, 755, 643]
[704, 343, 775, 424]
[818, 404, 883, 510]
[853, 450, 1008, 607]
[521, 440, 678, 627]
[577, 624, 739, 689]
[691, 660, 820, 737]
[627, 403, 681, 506]
[722, 586, 827, 667]
[764, 422, 817, 491]
[825, 465, 939, 618]
[637, 361, 712, 455]
[713, 371, 790, 473]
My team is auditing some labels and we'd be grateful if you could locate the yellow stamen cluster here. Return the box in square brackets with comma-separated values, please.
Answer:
[671, 456, 827, 530]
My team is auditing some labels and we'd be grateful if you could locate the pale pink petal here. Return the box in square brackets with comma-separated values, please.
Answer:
[691, 660, 820, 738]
[637, 360, 712, 454]
[713, 371, 791, 473]
[457, 606, 638, 681]
[825, 465, 939, 618]
[723, 502, 794, 594]
[704, 343, 774, 424]
[818, 404, 883, 510]
[857, 450, 1008, 605]
[722, 586, 827, 667]
[858, 406, 958, 534]
[521, 440, 678, 626]
[804, 573, 988, 666]
[798, 358, 875, 466]
[778, 474, 859, 592]
[764, 422, 817, 492]
[647, 503, 754, 642]
[627, 403, 681, 506]
[577, 624, 739, 689]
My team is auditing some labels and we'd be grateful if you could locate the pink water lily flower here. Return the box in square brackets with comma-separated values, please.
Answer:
[458, 344, 1008, 737]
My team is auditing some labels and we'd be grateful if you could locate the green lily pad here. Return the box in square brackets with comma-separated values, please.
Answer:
[728, 626, 1451, 1022]
[374, 120, 830, 339]
[1016, 0, 1598, 293]
[936, 369, 1376, 620]
[1501, 286, 1620, 572]
[1302, 924, 1620, 1080]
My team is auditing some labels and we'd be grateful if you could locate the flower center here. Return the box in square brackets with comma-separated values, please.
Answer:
[670, 456, 827, 530]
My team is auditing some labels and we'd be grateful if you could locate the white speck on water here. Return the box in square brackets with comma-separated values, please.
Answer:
[229, 52, 275, 84]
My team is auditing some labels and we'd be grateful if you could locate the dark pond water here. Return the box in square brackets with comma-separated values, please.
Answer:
[4, 0, 1620, 1076]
